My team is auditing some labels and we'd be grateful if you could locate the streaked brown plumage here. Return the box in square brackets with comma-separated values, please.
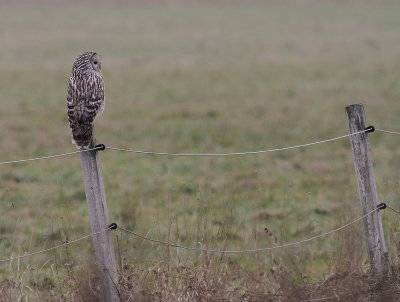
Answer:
[67, 51, 104, 148]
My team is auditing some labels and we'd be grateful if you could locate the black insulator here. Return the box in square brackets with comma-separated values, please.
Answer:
[365, 126, 375, 133]
[377, 203, 386, 210]
[96, 144, 106, 151]
[108, 222, 118, 230]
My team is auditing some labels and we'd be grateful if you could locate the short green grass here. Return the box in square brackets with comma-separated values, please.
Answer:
[1, 2, 400, 300]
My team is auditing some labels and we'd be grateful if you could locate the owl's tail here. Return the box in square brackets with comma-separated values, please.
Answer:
[71, 122, 93, 149]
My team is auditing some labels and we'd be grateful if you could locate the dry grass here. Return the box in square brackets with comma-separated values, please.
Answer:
[2, 255, 400, 301]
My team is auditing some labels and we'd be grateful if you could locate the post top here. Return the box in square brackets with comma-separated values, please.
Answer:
[345, 103, 364, 110]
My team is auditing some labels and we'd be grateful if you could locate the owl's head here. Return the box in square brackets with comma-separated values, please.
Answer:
[72, 51, 102, 76]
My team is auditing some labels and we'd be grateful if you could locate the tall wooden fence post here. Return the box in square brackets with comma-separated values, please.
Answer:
[346, 104, 389, 277]
[80, 135, 120, 301]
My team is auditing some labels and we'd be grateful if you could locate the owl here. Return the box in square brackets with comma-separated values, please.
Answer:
[67, 51, 105, 148]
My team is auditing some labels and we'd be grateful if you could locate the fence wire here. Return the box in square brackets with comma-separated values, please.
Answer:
[105, 129, 368, 156]
[117, 207, 378, 254]
[2, 203, 397, 263]
[0, 129, 370, 165]
[376, 128, 400, 136]
[0, 147, 100, 165]
[0, 227, 110, 263]
[3, 127, 400, 165]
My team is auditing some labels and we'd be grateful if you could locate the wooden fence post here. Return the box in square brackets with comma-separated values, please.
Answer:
[80, 135, 120, 301]
[346, 104, 389, 277]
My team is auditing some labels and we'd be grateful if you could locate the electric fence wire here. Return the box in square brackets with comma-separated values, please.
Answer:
[2, 203, 398, 263]
[0, 227, 111, 263]
[0, 146, 100, 165]
[8, 127, 400, 164]
[117, 207, 379, 254]
[386, 205, 400, 214]
[105, 129, 369, 156]
[4, 127, 400, 165]
[375, 128, 400, 136]
[0, 129, 372, 165]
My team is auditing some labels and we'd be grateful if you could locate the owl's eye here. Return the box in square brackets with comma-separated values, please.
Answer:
[93, 61, 98, 65]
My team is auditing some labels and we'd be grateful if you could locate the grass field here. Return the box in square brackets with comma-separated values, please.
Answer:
[1, 1, 400, 301]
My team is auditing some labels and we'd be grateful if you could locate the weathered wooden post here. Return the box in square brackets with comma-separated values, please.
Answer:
[80, 135, 120, 301]
[346, 104, 389, 277]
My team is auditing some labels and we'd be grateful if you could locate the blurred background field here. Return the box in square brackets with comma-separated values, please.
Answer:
[1, 1, 400, 300]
